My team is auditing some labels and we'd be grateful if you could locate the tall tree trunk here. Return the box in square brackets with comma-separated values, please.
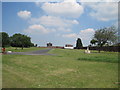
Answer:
[98, 45, 102, 53]
[98, 47, 101, 53]
[15, 47, 17, 50]
[22, 45, 23, 50]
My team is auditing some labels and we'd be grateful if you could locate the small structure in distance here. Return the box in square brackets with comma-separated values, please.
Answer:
[85, 47, 91, 53]
[47, 42, 52, 47]
[64, 44, 74, 49]
[7, 51, 12, 54]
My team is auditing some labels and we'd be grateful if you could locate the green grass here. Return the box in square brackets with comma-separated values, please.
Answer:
[49, 49, 118, 63]
[2, 48, 118, 88]
[5, 47, 46, 52]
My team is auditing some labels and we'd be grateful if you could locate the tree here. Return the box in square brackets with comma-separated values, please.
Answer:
[10, 33, 33, 49]
[35, 44, 38, 47]
[30, 43, 34, 47]
[90, 39, 98, 46]
[0, 32, 10, 47]
[92, 26, 117, 52]
[76, 38, 83, 49]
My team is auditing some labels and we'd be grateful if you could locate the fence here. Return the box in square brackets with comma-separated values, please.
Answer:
[39, 46, 120, 52]
[74, 46, 120, 52]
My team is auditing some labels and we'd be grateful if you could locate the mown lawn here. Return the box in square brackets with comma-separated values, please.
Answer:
[2, 48, 118, 88]
[5, 47, 46, 52]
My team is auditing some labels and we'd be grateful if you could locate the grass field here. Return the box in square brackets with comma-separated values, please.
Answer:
[5, 47, 46, 52]
[2, 47, 118, 88]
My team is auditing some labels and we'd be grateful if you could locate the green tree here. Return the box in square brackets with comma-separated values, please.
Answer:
[0, 32, 10, 47]
[10, 33, 33, 49]
[90, 39, 98, 46]
[76, 38, 83, 49]
[30, 43, 34, 47]
[93, 26, 117, 52]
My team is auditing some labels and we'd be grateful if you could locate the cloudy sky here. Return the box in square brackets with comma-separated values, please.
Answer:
[2, 0, 118, 46]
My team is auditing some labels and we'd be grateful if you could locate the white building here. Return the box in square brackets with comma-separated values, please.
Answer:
[64, 44, 74, 49]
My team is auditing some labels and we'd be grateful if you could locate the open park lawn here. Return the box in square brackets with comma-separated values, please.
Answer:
[2, 47, 118, 88]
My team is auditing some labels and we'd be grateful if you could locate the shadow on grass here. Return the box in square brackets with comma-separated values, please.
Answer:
[77, 57, 118, 63]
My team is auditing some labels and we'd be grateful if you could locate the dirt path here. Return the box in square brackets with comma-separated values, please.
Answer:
[8, 48, 55, 55]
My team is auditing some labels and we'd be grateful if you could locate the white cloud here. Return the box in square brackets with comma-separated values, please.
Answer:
[41, 0, 84, 18]
[56, 28, 95, 46]
[24, 24, 55, 34]
[83, 2, 118, 21]
[35, 2, 41, 6]
[79, 28, 95, 45]
[29, 16, 79, 28]
[17, 10, 31, 19]
[79, 28, 95, 39]
[72, 20, 79, 24]
[57, 27, 72, 32]
[80, 0, 119, 2]
[62, 33, 78, 38]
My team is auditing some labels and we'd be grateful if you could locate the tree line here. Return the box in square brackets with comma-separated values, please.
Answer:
[0, 32, 35, 49]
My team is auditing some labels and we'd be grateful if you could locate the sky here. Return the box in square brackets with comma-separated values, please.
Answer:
[2, 0, 118, 47]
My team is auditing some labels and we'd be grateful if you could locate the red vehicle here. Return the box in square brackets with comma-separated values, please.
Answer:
[2, 48, 6, 53]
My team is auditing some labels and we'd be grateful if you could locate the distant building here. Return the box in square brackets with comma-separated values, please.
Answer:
[64, 44, 74, 49]
[47, 43, 52, 47]
[65, 44, 73, 47]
